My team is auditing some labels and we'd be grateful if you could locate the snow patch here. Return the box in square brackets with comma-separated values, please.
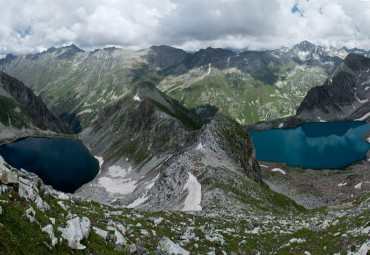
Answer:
[127, 195, 149, 208]
[338, 182, 347, 187]
[107, 165, 133, 178]
[182, 172, 202, 211]
[354, 182, 362, 189]
[133, 94, 141, 101]
[355, 112, 370, 121]
[271, 168, 286, 175]
[94, 156, 104, 174]
[78, 109, 94, 115]
[200, 63, 211, 80]
[297, 51, 309, 61]
[260, 164, 268, 168]
[98, 177, 137, 195]
[278, 123, 284, 128]
[196, 143, 204, 150]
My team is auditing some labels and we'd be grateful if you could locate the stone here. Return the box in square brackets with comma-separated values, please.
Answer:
[124, 243, 137, 254]
[58, 216, 91, 250]
[1, 169, 18, 185]
[157, 237, 190, 255]
[93, 226, 108, 240]
[42, 224, 58, 246]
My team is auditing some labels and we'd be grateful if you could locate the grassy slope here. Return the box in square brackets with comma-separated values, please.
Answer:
[0, 183, 368, 254]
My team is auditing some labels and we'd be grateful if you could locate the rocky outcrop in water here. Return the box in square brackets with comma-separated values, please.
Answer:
[296, 54, 370, 122]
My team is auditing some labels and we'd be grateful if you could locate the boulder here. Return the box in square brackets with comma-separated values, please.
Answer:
[58, 216, 91, 249]
[1, 169, 18, 185]
[42, 224, 58, 246]
[93, 226, 108, 240]
[157, 237, 190, 255]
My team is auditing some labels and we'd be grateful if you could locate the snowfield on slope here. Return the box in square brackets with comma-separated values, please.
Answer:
[271, 168, 286, 175]
[182, 172, 202, 211]
[97, 165, 137, 195]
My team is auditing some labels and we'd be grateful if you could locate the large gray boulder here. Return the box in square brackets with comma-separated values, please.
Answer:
[157, 237, 190, 255]
[58, 216, 91, 250]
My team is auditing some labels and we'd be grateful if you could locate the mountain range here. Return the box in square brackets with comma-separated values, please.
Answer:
[0, 42, 369, 254]
[1, 41, 368, 133]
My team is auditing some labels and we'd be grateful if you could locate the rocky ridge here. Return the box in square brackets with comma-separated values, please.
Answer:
[76, 82, 271, 213]
[0, 155, 369, 254]
[0, 71, 72, 143]
[1, 41, 366, 130]
[297, 54, 370, 122]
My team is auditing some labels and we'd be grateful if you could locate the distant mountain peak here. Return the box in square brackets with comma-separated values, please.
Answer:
[62, 44, 84, 52]
[294, 40, 316, 51]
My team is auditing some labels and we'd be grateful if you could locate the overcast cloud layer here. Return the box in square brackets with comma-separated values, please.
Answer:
[1, 0, 369, 56]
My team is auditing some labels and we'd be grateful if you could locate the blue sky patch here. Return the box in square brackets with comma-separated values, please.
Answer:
[291, 3, 304, 17]
[17, 26, 31, 38]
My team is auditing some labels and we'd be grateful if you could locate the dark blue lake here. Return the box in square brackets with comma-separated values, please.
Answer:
[0, 137, 99, 193]
[250, 121, 370, 170]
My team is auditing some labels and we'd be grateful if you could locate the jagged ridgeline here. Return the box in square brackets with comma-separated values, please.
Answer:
[78, 81, 299, 212]
[1, 41, 366, 132]
[0, 71, 72, 140]
[297, 53, 370, 122]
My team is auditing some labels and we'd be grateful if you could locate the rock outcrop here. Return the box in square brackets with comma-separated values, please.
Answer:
[1, 41, 363, 128]
[297, 54, 370, 122]
[0, 152, 369, 254]
[0, 71, 72, 140]
[77, 82, 262, 212]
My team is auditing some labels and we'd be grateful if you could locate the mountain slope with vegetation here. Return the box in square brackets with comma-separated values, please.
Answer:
[0, 71, 72, 143]
[0, 155, 369, 254]
[1, 41, 365, 131]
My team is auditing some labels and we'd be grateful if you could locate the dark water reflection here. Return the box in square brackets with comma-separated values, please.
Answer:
[0, 137, 99, 193]
[250, 121, 370, 170]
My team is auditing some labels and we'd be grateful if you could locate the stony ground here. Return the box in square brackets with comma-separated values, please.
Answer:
[0, 156, 369, 254]
[260, 159, 370, 209]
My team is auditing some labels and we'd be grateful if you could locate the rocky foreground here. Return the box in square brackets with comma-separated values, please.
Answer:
[0, 155, 369, 254]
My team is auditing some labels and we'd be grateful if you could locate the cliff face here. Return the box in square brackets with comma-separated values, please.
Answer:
[0, 71, 72, 134]
[77, 82, 261, 212]
[296, 54, 370, 122]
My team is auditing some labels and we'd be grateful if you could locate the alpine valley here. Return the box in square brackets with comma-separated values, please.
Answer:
[0, 41, 369, 254]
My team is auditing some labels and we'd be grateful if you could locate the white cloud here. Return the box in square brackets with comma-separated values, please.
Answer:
[0, 0, 369, 55]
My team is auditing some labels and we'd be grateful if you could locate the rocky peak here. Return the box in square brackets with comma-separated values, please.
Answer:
[146, 45, 187, 68]
[78, 82, 262, 211]
[294, 40, 316, 52]
[296, 54, 370, 122]
[0, 71, 72, 134]
[56, 44, 84, 60]
[183, 47, 236, 69]
[0, 53, 16, 66]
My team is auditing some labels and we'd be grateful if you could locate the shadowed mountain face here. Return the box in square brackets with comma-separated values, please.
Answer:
[296, 54, 370, 122]
[0, 71, 72, 134]
[1, 41, 363, 129]
[77, 82, 264, 211]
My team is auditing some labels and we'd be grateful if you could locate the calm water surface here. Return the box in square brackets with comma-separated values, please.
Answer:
[0, 137, 99, 193]
[250, 121, 370, 169]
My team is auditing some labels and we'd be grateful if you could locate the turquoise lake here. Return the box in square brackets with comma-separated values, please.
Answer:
[0, 137, 99, 193]
[250, 121, 370, 170]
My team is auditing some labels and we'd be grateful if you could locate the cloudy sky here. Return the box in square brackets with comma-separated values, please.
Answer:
[1, 0, 369, 56]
